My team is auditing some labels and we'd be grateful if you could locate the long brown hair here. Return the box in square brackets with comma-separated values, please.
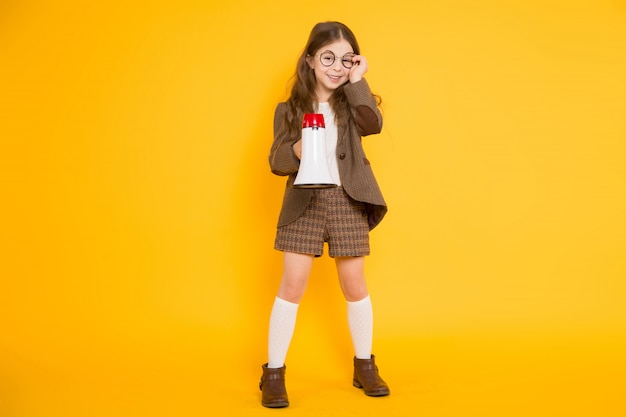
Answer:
[279, 22, 379, 140]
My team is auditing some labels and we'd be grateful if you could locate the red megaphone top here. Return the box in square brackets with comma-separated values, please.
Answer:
[302, 113, 325, 128]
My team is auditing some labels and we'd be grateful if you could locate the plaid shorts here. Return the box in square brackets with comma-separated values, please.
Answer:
[275, 186, 370, 257]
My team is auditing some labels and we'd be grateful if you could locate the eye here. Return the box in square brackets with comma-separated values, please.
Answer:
[320, 51, 335, 66]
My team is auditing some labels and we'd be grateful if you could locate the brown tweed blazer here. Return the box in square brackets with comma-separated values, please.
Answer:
[269, 78, 387, 230]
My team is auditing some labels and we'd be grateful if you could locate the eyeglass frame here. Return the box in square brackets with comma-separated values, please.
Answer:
[315, 50, 357, 69]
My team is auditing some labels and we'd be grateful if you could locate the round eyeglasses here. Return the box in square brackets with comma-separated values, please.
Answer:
[318, 50, 356, 69]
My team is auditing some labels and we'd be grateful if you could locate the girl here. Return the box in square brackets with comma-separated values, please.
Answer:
[260, 21, 389, 408]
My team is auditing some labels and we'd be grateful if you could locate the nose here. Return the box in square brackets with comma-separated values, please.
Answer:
[331, 58, 344, 71]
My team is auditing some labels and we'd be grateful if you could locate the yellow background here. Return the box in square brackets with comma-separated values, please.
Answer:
[1, 0, 625, 416]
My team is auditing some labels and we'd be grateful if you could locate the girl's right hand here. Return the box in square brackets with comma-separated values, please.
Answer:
[293, 140, 302, 159]
[349, 54, 368, 83]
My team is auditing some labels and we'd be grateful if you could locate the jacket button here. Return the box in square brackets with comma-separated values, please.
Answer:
[339, 153, 346, 160]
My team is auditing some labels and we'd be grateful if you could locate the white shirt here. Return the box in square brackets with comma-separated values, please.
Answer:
[317, 102, 341, 186]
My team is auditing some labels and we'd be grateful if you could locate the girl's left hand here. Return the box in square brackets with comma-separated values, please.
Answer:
[349, 55, 368, 83]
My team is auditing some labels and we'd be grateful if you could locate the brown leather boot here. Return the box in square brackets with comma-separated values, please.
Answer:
[353, 355, 390, 396]
[259, 364, 289, 408]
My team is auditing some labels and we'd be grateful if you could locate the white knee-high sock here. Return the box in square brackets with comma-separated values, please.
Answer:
[347, 295, 373, 359]
[267, 296, 299, 368]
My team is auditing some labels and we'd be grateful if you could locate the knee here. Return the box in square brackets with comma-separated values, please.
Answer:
[338, 274, 369, 302]
[343, 288, 369, 302]
[340, 278, 369, 302]
[278, 279, 308, 303]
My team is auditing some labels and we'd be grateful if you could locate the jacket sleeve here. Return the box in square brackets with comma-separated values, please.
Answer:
[269, 102, 300, 176]
[343, 78, 382, 136]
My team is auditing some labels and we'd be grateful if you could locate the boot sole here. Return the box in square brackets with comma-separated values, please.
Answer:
[353, 380, 390, 396]
[262, 401, 289, 408]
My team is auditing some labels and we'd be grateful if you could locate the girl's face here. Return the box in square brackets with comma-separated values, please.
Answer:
[306, 39, 354, 102]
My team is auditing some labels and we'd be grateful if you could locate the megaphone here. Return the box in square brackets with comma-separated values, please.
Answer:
[293, 113, 338, 189]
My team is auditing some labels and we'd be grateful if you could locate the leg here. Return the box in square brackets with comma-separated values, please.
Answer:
[336, 256, 372, 359]
[261, 252, 314, 408]
[335, 256, 390, 397]
[268, 252, 314, 368]
[335, 256, 368, 302]
[277, 251, 315, 303]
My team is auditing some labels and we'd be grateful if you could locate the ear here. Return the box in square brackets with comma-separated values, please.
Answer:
[305, 54, 314, 69]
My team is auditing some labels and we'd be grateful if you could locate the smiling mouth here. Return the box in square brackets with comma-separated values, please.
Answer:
[327, 74, 342, 81]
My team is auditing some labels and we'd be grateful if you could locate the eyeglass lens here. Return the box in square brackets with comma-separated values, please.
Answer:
[319, 51, 355, 68]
